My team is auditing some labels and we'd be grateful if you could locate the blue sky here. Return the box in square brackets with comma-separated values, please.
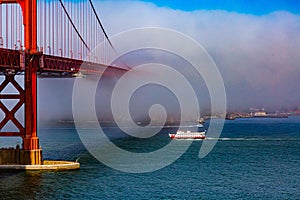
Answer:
[137, 0, 300, 15]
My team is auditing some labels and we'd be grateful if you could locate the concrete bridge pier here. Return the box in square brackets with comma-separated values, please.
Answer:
[0, 149, 42, 165]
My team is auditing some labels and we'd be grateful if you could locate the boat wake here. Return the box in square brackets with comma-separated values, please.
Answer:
[205, 137, 299, 141]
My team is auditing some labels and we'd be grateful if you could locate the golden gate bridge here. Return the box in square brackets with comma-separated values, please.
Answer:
[0, 0, 127, 165]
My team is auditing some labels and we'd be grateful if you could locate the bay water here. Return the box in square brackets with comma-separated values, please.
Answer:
[0, 117, 300, 199]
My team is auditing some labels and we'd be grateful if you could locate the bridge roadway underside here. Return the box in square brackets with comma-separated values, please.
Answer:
[0, 48, 126, 76]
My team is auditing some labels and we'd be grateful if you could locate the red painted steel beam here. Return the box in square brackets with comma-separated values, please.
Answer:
[0, 132, 23, 137]
[0, 0, 18, 7]
[0, 94, 21, 99]
[0, 0, 18, 3]
[0, 49, 20, 70]
[0, 74, 25, 136]
[0, 48, 128, 76]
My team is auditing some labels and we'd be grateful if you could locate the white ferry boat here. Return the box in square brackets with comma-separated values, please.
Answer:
[169, 130, 206, 140]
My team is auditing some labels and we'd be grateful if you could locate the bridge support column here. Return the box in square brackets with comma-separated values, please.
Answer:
[22, 54, 42, 165]
[23, 55, 39, 150]
[0, 0, 42, 165]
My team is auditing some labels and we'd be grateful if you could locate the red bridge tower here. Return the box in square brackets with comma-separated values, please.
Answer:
[0, 0, 41, 165]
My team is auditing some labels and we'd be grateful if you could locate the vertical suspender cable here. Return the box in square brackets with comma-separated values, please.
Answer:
[85, 1, 87, 58]
[88, 4, 91, 60]
[52, 0, 54, 55]
[70, 2, 72, 58]
[81, 1, 83, 59]
[67, 1, 70, 57]
[10, 5, 12, 48]
[19, 5, 22, 49]
[15, 5, 17, 48]
[48, 2, 50, 54]
[6, 4, 8, 48]
[19, 5, 21, 49]
[85, 2, 88, 59]
[56, 0, 58, 56]
[84, 0, 85, 58]
[0, 4, 2, 36]
[93, 7, 95, 61]
[41, 0, 43, 50]
[95, 9, 98, 63]
[39, 0, 41, 50]
[79, 1, 82, 59]
[65, 0, 67, 57]
[68, 1, 70, 57]
[78, 0, 80, 58]
[44, 0, 46, 51]
[60, 0, 63, 56]
[81, 1, 83, 58]
[16, 5, 18, 48]
[50, 0, 52, 54]
[37, 0, 39, 50]
[90, 5, 92, 52]
[12, 4, 17, 49]
[76, 2, 78, 58]
[82, 1, 85, 58]
[11, 5, 13, 48]
[12, 5, 14, 48]
[90, 3, 92, 60]
[50, 1, 52, 54]
[63, 0, 67, 56]
[43, 0, 45, 50]
[0, 4, 2, 46]
[14, 5, 16, 48]
[61, 1, 63, 56]
[20, 4, 24, 46]
[47, 2, 53, 55]
[83, 0, 85, 59]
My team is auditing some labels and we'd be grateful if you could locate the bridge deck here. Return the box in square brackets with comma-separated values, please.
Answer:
[0, 48, 127, 77]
